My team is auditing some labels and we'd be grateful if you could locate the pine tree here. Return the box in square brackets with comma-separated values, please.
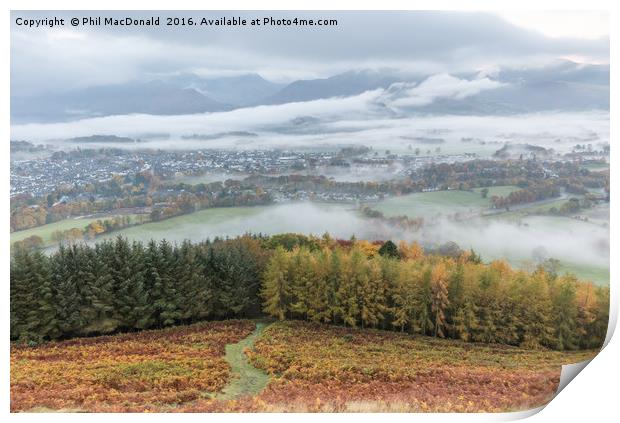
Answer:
[431, 262, 450, 337]
[585, 286, 609, 349]
[110, 237, 149, 330]
[51, 245, 84, 337]
[177, 240, 207, 322]
[289, 248, 312, 319]
[338, 248, 363, 327]
[305, 249, 330, 323]
[10, 248, 38, 340]
[378, 240, 400, 259]
[83, 243, 116, 333]
[453, 300, 479, 341]
[447, 262, 465, 337]
[25, 250, 58, 340]
[326, 248, 343, 324]
[359, 258, 386, 328]
[261, 247, 291, 320]
[412, 266, 433, 335]
[517, 271, 553, 348]
[551, 275, 579, 350]
[390, 261, 417, 332]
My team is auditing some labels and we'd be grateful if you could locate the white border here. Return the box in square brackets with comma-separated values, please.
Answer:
[2, 1, 617, 421]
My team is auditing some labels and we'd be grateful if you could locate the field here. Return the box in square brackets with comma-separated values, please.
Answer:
[95, 203, 373, 245]
[373, 186, 520, 219]
[479, 212, 609, 285]
[11, 214, 143, 248]
[369, 186, 600, 284]
[11, 216, 121, 246]
[11, 320, 598, 413]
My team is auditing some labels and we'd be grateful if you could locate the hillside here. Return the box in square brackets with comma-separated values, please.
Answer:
[10, 319, 598, 412]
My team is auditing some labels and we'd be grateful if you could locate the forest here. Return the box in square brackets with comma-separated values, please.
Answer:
[10, 234, 609, 350]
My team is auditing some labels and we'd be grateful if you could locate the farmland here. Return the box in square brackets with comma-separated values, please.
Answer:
[13, 198, 610, 285]
[10, 214, 142, 248]
[372, 186, 520, 219]
[11, 320, 598, 413]
[94, 203, 368, 244]
[10, 216, 113, 246]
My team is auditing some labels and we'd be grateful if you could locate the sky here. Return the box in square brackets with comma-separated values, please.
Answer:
[10, 10, 609, 96]
[495, 11, 609, 40]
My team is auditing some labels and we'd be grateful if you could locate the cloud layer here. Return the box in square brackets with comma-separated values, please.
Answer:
[11, 11, 609, 96]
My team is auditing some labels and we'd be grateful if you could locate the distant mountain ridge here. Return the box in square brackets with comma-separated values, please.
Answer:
[10, 61, 609, 123]
[260, 70, 414, 105]
[11, 81, 231, 123]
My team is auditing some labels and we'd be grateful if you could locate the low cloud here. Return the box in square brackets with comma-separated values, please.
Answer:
[10, 80, 609, 157]
[383, 74, 505, 108]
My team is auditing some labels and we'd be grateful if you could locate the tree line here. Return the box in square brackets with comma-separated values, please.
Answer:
[261, 242, 608, 350]
[11, 234, 608, 350]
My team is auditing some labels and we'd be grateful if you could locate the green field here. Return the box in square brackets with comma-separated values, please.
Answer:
[373, 186, 520, 219]
[96, 203, 360, 245]
[11, 217, 108, 246]
[97, 207, 269, 243]
[371, 189, 609, 286]
[11, 215, 141, 247]
[475, 213, 609, 285]
[557, 262, 609, 286]
[12, 197, 608, 286]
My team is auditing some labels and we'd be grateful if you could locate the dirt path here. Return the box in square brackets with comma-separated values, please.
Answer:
[217, 322, 271, 400]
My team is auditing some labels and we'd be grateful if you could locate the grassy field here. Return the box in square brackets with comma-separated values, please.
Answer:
[373, 186, 520, 219]
[11, 217, 113, 246]
[11, 217, 101, 245]
[556, 262, 609, 286]
[96, 206, 271, 244]
[10, 214, 143, 248]
[11, 320, 598, 413]
[479, 210, 609, 285]
[95, 203, 365, 245]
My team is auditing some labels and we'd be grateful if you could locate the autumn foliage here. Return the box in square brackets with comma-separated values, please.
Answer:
[246, 321, 597, 412]
[10, 320, 255, 412]
[11, 320, 599, 412]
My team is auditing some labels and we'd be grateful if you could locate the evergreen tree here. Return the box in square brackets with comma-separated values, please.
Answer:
[338, 249, 363, 327]
[261, 247, 291, 320]
[431, 262, 450, 337]
[305, 249, 331, 323]
[551, 275, 579, 350]
[378, 240, 400, 259]
[412, 266, 433, 335]
[390, 261, 417, 332]
[51, 245, 84, 337]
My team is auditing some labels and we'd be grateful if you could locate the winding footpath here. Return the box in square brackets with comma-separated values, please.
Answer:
[217, 322, 271, 400]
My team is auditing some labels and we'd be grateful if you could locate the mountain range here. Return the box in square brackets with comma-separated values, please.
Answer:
[10, 61, 609, 123]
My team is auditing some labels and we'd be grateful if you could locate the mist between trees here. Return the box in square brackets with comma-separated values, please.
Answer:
[10, 233, 608, 351]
